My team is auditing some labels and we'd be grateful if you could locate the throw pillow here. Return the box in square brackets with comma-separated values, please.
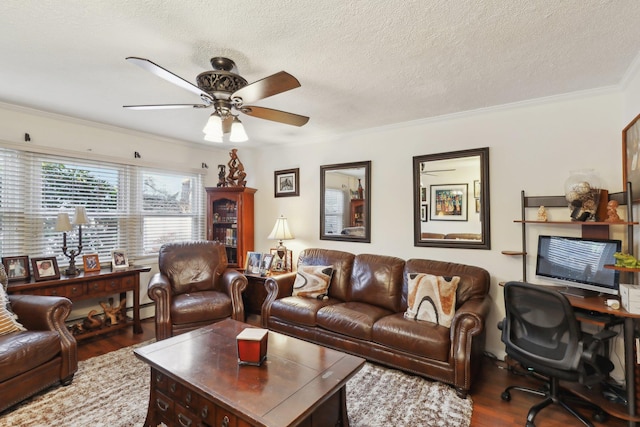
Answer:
[0, 281, 25, 335]
[405, 273, 459, 328]
[292, 265, 333, 300]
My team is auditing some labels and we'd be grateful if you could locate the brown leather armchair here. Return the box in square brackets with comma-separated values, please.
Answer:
[0, 294, 77, 413]
[148, 241, 247, 340]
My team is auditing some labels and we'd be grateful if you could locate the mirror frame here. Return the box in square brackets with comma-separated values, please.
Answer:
[320, 160, 371, 243]
[413, 147, 490, 249]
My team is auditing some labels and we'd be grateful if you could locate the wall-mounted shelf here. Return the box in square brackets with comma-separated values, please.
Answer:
[604, 264, 640, 273]
[504, 182, 635, 283]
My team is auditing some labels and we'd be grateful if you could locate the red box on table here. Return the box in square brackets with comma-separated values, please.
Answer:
[236, 328, 268, 366]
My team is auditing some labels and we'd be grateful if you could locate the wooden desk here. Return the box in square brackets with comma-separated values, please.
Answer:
[561, 293, 640, 426]
[7, 266, 150, 340]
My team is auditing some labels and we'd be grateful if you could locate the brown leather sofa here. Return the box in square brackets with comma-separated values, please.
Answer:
[0, 294, 77, 413]
[263, 248, 491, 397]
[148, 241, 247, 340]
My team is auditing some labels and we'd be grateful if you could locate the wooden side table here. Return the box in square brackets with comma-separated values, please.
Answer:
[243, 272, 291, 326]
[7, 266, 150, 340]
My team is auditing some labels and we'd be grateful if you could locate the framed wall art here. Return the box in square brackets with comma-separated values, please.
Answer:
[2, 256, 30, 282]
[420, 205, 428, 222]
[31, 257, 60, 281]
[430, 184, 468, 221]
[623, 113, 640, 202]
[83, 254, 101, 273]
[274, 168, 299, 198]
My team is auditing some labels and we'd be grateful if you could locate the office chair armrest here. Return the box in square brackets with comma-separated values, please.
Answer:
[582, 328, 617, 365]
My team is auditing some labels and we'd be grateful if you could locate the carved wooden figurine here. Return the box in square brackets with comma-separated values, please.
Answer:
[226, 149, 247, 187]
[216, 164, 227, 187]
[605, 200, 623, 223]
[82, 309, 103, 330]
[537, 206, 548, 222]
[100, 298, 127, 325]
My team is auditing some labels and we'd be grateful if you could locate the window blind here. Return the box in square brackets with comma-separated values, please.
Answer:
[0, 146, 204, 267]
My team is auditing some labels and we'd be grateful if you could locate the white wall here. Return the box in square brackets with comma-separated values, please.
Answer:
[1, 66, 638, 380]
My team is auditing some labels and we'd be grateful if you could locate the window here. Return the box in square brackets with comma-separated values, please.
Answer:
[0, 147, 204, 266]
[323, 188, 346, 234]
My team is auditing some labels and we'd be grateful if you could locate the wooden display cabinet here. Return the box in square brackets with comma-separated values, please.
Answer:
[206, 187, 256, 269]
[350, 199, 365, 227]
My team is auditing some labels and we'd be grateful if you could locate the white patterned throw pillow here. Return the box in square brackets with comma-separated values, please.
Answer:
[0, 281, 25, 335]
[292, 265, 333, 300]
[405, 273, 459, 328]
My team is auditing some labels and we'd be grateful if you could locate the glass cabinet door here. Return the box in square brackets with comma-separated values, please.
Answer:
[211, 198, 238, 265]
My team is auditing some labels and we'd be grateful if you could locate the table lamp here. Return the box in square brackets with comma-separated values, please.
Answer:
[268, 214, 294, 271]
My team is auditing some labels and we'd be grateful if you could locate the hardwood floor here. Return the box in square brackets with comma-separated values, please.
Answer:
[79, 320, 628, 426]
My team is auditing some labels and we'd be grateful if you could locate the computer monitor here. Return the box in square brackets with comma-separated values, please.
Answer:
[535, 235, 621, 296]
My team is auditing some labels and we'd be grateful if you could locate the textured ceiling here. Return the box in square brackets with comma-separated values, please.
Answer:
[1, 1, 640, 148]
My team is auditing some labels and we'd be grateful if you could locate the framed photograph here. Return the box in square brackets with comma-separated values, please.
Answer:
[83, 254, 101, 273]
[430, 184, 468, 221]
[270, 248, 293, 272]
[245, 251, 263, 275]
[420, 205, 428, 222]
[420, 187, 427, 203]
[476, 198, 481, 213]
[260, 253, 274, 275]
[623, 113, 640, 202]
[274, 168, 299, 197]
[474, 180, 481, 198]
[31, 257, 60, 281]
[111, 249, 129, 270]
[2, 256, 30, 282]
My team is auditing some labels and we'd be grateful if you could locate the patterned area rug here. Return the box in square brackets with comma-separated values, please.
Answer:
[0, 341, 472, 427]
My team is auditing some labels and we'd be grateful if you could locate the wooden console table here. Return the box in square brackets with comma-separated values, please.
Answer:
[7, 266, 150, 340]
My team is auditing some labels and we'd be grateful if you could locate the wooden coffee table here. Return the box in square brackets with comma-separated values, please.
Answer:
[135, 319, 365, 427]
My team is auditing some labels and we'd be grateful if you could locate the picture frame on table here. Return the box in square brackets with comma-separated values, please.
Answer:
[111, 249, 129, 270]
[2, 255, 30, 282]
[31, 257, 60, 281]
[83, 254, 101, 273]
[245, 251, 263, 275]
[623, 113, 640, 202]
[274, 168, 299, 198]
[260, 253, 274, 276]
[430, 183, 468, 221]
[270, 248, 292, 272]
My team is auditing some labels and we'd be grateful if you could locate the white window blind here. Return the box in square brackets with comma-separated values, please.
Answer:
[324, 188, 345, 234]
[0, 147, 204, 267]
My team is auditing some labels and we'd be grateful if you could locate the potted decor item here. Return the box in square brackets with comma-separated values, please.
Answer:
[564, 169, 602, 221]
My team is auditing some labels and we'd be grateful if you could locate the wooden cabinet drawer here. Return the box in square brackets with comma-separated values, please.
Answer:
[154, 390, 175, 420]
[43, 283, 86, 298]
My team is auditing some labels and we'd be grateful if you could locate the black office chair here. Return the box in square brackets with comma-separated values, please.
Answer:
[498, 281, 617, 427]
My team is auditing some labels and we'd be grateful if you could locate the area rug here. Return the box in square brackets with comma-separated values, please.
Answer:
[0, 341, 472, 427]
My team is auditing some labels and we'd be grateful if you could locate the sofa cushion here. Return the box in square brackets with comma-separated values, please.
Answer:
[351, 254, 405, 312]
[0, 284, 24, 336]
[170, 291, 232, 325]
[0, 330, 61, 382]
[297, 248, 355, 301]
[270, 296, 339, 327]
[317, 301, 392, 340]
[405, 273, 459, 327]
[159, 241, 228, 295]
[292, 265, 333, 300]
[373, 313, 450, 362]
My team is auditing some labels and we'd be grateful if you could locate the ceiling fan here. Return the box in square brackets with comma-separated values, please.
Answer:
[123, 56, 309, 142]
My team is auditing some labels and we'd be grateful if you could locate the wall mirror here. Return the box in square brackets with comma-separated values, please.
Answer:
[413, 147, 490, 249]
[320, 161, 371, 242]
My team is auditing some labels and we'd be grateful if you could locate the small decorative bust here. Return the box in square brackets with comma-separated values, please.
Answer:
[537, 206, 548, 222]
[605, 200, 623, 223]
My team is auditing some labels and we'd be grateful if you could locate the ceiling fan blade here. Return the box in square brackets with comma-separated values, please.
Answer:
[126, 57, 212, 101]
[232, 71, 301, 104]
[241, 106, 309, 127]
[123, 104, 209, 110]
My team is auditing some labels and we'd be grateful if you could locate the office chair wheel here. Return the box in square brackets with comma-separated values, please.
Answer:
[501, 391, 511, 401]
[593, 410, 608, 423]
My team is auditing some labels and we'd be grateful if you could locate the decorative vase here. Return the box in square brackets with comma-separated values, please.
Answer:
[357, 179, 364, 199]
[564, 169, 602, 221]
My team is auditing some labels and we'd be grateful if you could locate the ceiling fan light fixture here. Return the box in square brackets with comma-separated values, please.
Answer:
[203, 112, 223, 134]
[230, 116, 248, 142]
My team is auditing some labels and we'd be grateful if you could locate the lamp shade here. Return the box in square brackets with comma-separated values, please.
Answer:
[268, 215, 294, 241]
[54, 213, 72, 232]
[73, 206, 89, 225]
[230, 116, 248, 142]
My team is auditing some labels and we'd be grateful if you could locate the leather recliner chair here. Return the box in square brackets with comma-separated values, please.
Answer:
[0, 294, 77, 413]
[148, 241, 247, 340]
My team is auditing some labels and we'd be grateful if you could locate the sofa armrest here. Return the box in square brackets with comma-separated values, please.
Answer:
[147, 272, 173, 340]
[220, 268, 247, 321]
[9, 294, 77, 379]
[262, 272, 297, 327]
[449, 297, 491, 390]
